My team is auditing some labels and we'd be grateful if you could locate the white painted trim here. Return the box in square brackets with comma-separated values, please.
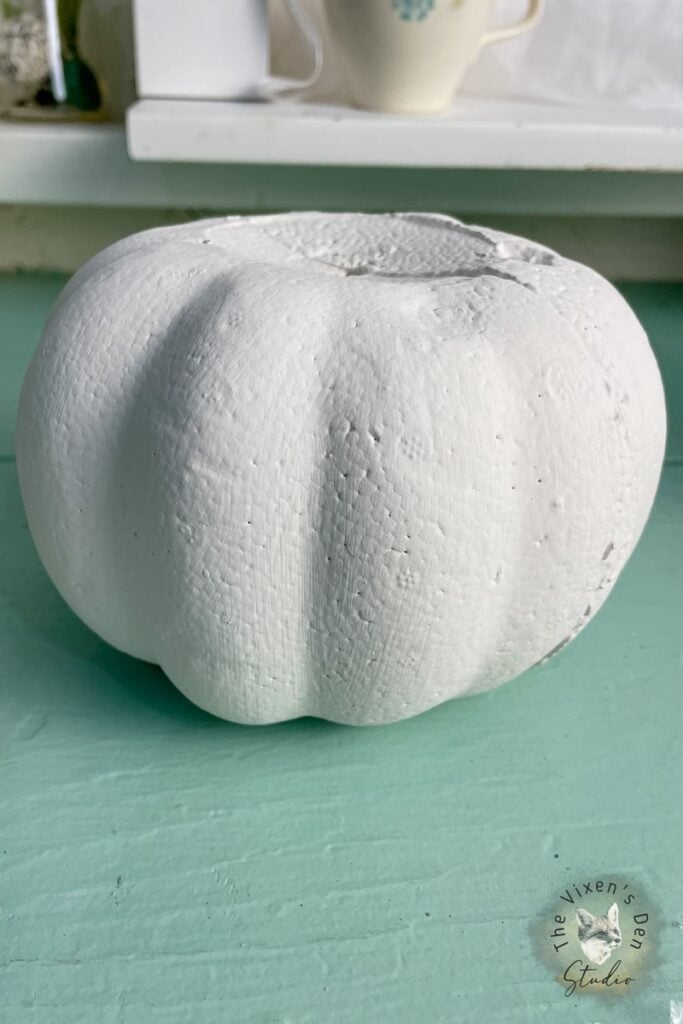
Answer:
[1, 121, 682, 217]
[126, 96, 683, 172]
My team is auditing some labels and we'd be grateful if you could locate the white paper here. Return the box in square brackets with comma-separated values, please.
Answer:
[460, 0, 683, 112]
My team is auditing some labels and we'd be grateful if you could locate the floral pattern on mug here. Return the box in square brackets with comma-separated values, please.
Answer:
[390, 0, 435, 21]
[390, 0, 465, 21]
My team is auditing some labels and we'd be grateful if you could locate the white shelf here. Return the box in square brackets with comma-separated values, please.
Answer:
[126, 96, 683, 172]
[1, 115, 682, 217]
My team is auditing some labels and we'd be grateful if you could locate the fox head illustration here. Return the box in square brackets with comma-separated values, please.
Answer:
[576, 902, 622, 965]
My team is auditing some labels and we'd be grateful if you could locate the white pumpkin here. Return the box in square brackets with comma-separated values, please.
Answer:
[16, 213, 666, 725]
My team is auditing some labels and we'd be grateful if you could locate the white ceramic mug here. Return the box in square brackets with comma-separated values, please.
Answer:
[323, 0, 545, 114]
[133, 0, 322, 101]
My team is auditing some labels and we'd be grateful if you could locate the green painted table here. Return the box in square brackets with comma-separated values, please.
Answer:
[1, 275, 681, 1024]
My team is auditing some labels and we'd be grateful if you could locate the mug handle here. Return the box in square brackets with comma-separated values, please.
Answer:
[259, 0, 324, 99]
[480, 0, 545, 48]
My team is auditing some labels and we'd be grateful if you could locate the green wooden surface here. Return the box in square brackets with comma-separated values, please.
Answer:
[1, 274, 681, 1023]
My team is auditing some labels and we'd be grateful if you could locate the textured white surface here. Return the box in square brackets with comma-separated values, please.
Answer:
[5, 206, 683, 280]
[16, 213, 666, 724]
